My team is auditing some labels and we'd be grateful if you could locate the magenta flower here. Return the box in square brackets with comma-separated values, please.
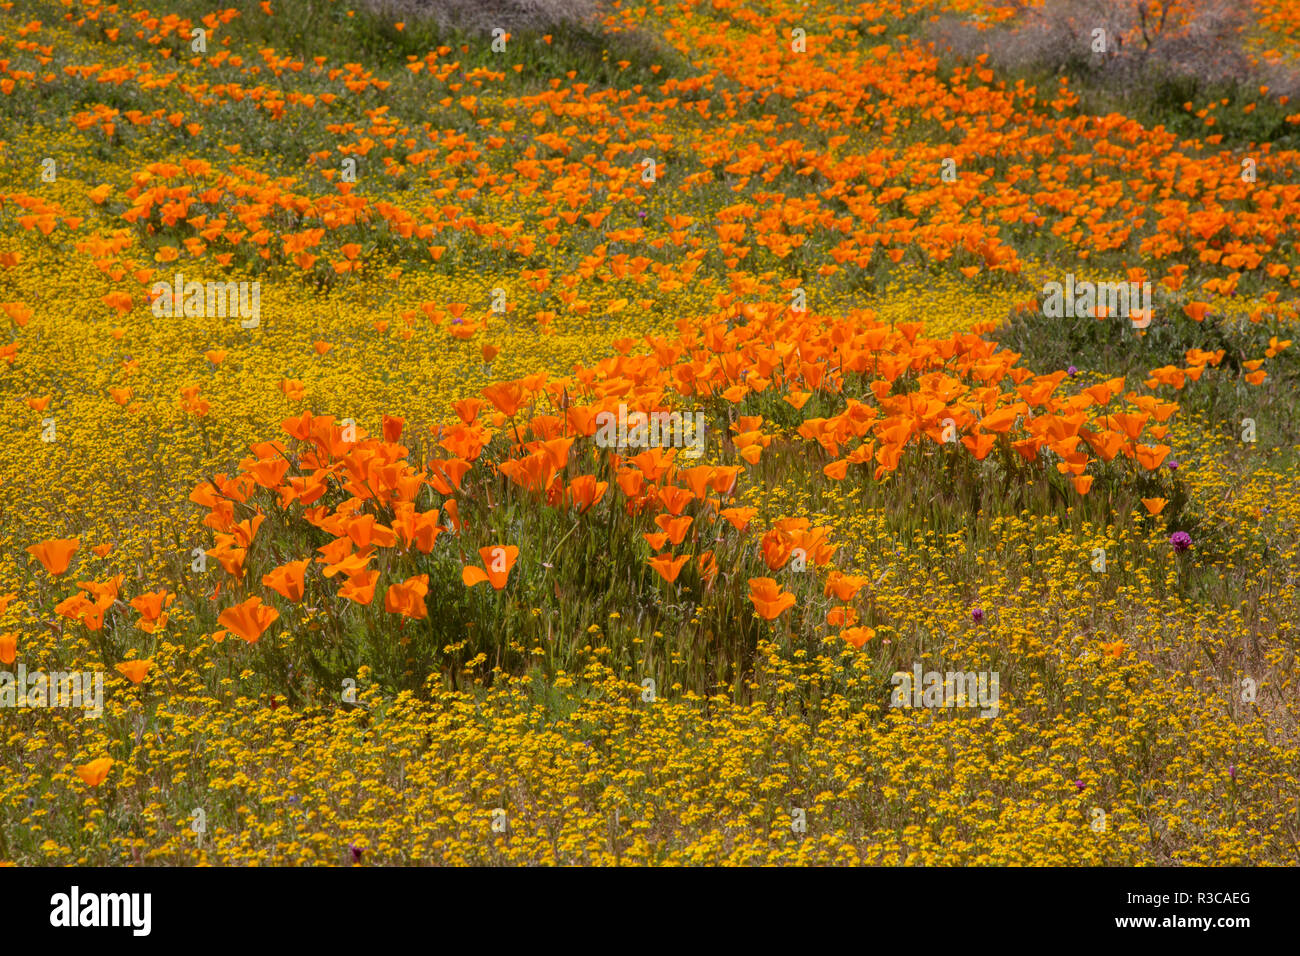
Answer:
[1170, 531, 1192, 553]
[971, 607, 985, 623]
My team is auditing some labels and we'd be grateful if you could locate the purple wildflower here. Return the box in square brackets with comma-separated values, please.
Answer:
[350, 844, 364, 864]
[1074, 779, 1086, 792]
[971, 607, 985, 623]
[1170, 531, 1192, 553]
[1067, 365, 1078, 376]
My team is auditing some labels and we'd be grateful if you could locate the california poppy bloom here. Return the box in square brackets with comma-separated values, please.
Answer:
[748, 577, 796, 621]
[827, 606, 859, 628]
[392, 506, 443, 553]
[654, 514, 693, 546]
[719, 507, 757, 532]
[384, 574, 429, 619]
[648, 552, 689, 584]
[116, 659, 152, 684]
[697, 550, 719, 586]
[0, 632, 16, 665]
[339, 569, 380, 606]
[382, 414, 405, 442]
[262, 559, 310, 602]
[642, 532, 669, 551]
[824, 570, 868, 602]
[217, 596, 279, 644]
[564, 475, 608, 514]
[26, 537, 80, 576]
[77, 757, 114, 787]
[482, 381, 528, 417]
[462, 545, 519, 589]
[759, 528, 793, 571]
[130, 589, 175, 633]
[839, 626, 875, 649]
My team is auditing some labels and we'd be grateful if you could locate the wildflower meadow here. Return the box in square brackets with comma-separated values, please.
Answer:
[0, 0, 1297, 903]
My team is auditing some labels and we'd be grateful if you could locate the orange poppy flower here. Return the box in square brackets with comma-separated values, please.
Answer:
[655, 485, 695, 515]
[675, 466, 718, 500]
[344, 514, 397, 550]
[451, 398, 484, 424]
[77, 757, 114, 788]
[262, 559, 310, 602]
[839, 626, 875, 649]
[27, 537, 80, 576]
[823, 459, 849, 480]
[979, 405, 1022, 434]
[392, 506, 443, 553]
[462, 545, 519, 589]
[654, 514, 693, 546]
[217, 596, 279, 644]
[444, 498, 466, 535]
[384, 574, 429, 619]
[482, 381, 528, 417]
[1134, 443, 1171, 470]
[760, 529, 794, 571]
[748, 577, 796, 621]
[824, 570, 868, 601]
[129, 589, 175, 633]
[339, 569, 379, 605]
[565, 475, 608, 513]
[428, 457, 472, 494]
[1141, 498, 1167, 515]
[698, 550, 718, 586]
[961, 431, 996, 460]
[719, 507, 757, 532]
[826, 606, 859, 628]
[643, 532, 669, 551]
[0, 632, 16, 665]
[1108, 412, 1150, 441]
[648, 553, 689, 584]
[1080, 428, 1125, 462]
[115, 660, 152, 684]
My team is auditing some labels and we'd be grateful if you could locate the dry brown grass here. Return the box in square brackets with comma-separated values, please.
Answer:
[929, 0, 1299, 99]
[360, 0, 605, 35]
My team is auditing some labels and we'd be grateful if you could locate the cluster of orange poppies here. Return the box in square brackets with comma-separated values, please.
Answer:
[147, 301, 1196, 647]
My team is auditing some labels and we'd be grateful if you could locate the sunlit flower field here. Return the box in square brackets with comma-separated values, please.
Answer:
[1, 0, 1298, 865]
